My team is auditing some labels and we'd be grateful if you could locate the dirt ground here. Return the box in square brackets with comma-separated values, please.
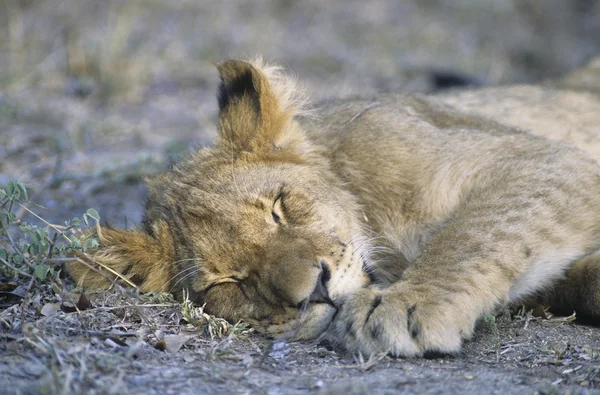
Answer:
[2, 0, 600, 393]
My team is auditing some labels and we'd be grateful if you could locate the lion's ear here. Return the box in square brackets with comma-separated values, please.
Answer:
[216, 59, 306, 154]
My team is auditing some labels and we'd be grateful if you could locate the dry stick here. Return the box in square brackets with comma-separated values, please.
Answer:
[16, 202, 139, 303]
[10, 201, 135, 300]
[84, 330, 138, 337]
[67, 303, 178, 314]
[4, 224, 36, 270]
[78, 223, 141, 289]
[6, 202, 74, 279]
[0, 317, 12, 330]
[45, 257, 78, 263]
[46, 231, 60, 260]
[22, 336, 50, 355]
[74, 253, 138, 289]
[0, 256, 33, 278]
[19, 275, 35, 327]
[17, 203, 72, 243]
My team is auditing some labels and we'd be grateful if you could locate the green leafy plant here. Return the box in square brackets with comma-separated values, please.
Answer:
[0, 180, 100, 283]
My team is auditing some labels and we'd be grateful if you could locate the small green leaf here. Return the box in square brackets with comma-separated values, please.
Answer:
[83, 238, 99, 252]
[86, 208, 100, 222]
[28, 243, 39, 255]
[12, 254, 23, 264]
[16, 182, 28, 202]
[34, 265, 49, 281]
[69, 239, 82, 250]
[39, 240, 49, 252]
[5, 181, 15, 197]
[55, 242, 65, 252]
[20, 223, 32, 234]
[0, 248, 7, 261]
[34, 229, 46, 242]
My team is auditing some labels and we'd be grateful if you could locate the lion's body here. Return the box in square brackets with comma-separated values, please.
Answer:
[69, 57, 600, 357]
[305, 84, 600, 275]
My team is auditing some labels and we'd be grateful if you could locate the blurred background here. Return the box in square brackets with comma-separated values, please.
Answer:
[2, 0, 600, 226]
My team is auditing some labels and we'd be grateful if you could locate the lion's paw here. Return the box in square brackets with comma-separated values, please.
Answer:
[331, 288, 470, 357]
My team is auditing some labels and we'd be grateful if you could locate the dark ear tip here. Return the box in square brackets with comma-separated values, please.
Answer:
[217, 59, 260, 113]
[216, 59, 255, 82]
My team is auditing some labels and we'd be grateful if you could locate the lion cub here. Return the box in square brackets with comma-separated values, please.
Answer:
[69, 57, 600, 357]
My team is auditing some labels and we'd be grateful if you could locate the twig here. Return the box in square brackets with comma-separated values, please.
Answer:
[0, 332, 24, 341]
[46, 231, 60, 260]
[45, 257, 78, 263]
[17, 203, 72, 243]
[0, 256, 33, 278]
[19, 276, 35, 326]
[68, 303, 179, 314]
[331, 352, 388, 371]
[84, 330, 139, 337]
[5, 225, 35, 269]
[523, 310, 532, 330]
[22, 336, 50, 354]
[0, 317, 12, 330]
[74, 253, 138, 289]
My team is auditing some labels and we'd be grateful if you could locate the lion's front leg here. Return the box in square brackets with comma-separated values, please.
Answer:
[331, 187, 596, 357]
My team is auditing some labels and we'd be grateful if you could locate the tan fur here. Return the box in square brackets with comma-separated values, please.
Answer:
[69, 56, 600, 356]
[69, 221, 175, 292]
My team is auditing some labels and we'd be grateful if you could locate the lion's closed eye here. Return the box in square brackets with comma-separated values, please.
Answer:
[272, 192, 286, 225]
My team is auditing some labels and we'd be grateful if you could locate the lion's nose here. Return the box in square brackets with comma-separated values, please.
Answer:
[308, 262, 334, 305]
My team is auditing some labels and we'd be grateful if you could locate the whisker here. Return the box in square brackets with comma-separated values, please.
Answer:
[168, 266, 199, 284]
[158, 264, 198, 291]
[159, 257, 206, 290]
[352, 235, 385, 253]
[347, 234, 379, 255]
[169, 268, 203, 293]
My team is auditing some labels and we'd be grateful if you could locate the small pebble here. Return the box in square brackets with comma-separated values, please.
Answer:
[183, 354, 195, 363]
[23, 363, 45, 377]
[130, 376, 151, 386]
[269, 341, 290, 360]
[104, 338, 121, 349]
[125, 341, 145, 359]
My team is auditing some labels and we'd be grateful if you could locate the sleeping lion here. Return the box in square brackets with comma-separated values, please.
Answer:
[69, 56, 600, 357]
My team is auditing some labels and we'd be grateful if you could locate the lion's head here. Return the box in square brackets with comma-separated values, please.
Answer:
[68, 59, 371, 339]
